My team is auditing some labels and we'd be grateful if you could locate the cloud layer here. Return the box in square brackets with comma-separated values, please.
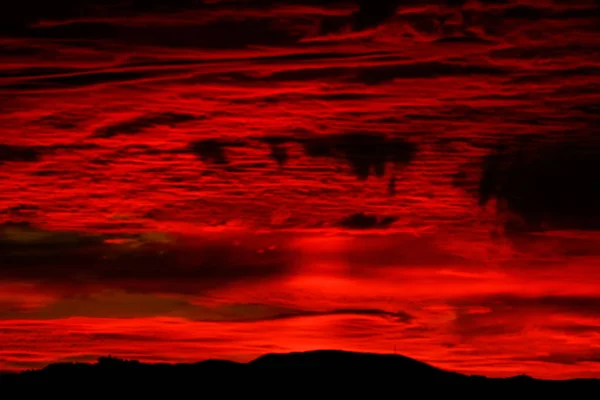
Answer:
[0, 0, 599, 378]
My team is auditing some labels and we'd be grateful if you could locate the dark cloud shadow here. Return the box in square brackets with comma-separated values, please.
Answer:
[94, 112, 199, 138]
[258, 136, 291, 167]
[451, 294, 600, 338]
[37, 112, 92, 130]
[502, 5, 545, 20]
[189, 139, 244, 166]
[219, 62, 507, 86]
[299, 133, 417, 180]
[0, 144, 41, 164]
[11, 5, 306, 50]
[0, 223, 293, 296]
[0, 294, 413, 324]
[477, 136, 600, 232]
[353, 62, 507, 85]
[260, 307, 413, 323]
[1, 70, 169, 91]
[352, 0, 401, 31]
[339, 213, 398, 230]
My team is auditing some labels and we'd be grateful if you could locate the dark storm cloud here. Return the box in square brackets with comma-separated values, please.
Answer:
[0, 70, 166, 91]
[490, 45, 600, 61]
[0, 204, 39, 214]
[94, 112, 199, 138]
[531, 353, 600, 366]
[45, 143, 100, 152]
[37, 112, 92, 130]
[321, 0, 503, 34]
[508, 66, 600, 85]
[189, 139, 246, 166]
[267, 145, 289, 167]
[23, 18, 305, 50]
[232, 92, 385, 105]
[232, 62, 507, 85]
[258, 307, 413, 323]
[0, 44, 51, 57]
[550, 8, 600, 20]
[352, 0, 401, 31]
[0, 221, 104, 250]
[0, 67, 79, 79]
[502, 5, 546, 20]
[573, 104, 600, 115]
[339, 213, 398, 230]
[300, 133, 417, 180]
[477, 136, 600, 232]
[0, 142, 98, 170]
[4, 0, 318, 49]
[455, 295, 600, 317]
[433, 36, 493, 44]
[450, 295, 600, 338]
[353, 62, 506, 85]
[0, 144, 41, 163]
[0, 223, 292, 295]
[256, 136, 291, 167]
[0, 294, 413, 324]
[331, 234, 483, 272]
[1, 0, 211, 33]
[515, 296, 600, 316]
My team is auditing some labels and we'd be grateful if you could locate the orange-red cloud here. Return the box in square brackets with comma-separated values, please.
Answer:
[0, 0, 599, 378]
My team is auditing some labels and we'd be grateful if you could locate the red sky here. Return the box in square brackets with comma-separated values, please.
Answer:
[0, 0, 599, 379]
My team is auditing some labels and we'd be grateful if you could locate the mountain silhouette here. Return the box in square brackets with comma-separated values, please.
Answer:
[1, 350, 598, 394]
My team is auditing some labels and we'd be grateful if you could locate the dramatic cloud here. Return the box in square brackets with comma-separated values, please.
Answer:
[94, 112, 199, 138]
[0, 228, 291, 296]
[450, 294, 600, 340]
[0, 292, 413, 324]
[352, 0, 401, 31]
[300, 134, 417, 180]
[189, 139, 241, 165]
[0, 221, 103, 248]
[477, 136, 600, 232]
[0, 145, 40, 163]
[339, 212, 398, 229]
[1, 0, 599, 379]
[258, 136, 291, 167]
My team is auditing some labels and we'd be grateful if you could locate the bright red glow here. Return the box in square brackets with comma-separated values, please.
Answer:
[1, 0, 599, 379]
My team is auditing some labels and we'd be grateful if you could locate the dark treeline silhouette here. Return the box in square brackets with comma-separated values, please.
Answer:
[1, 350, 598, 394]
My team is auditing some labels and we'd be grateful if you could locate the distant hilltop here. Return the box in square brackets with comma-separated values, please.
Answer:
[2, 350, 598, 393]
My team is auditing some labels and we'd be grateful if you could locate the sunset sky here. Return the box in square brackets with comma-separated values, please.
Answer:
[1, 0, 599, 379]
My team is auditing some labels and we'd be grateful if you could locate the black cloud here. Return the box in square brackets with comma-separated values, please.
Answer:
[258, 136, 290, 167]
[478, 137, 600, 232]
[28, 19, 303, 49]
[223, 62, 507, 85]
[38, 112, 91, 130]
[450, 294, 600, 339]
[268, 145, 289, 167]
[339, 213, 398, 230]
[0, 223, 292, 295]
[532, 353, 600, 366]
[0, 144, 41, 163]
[352, 0, 401, 31]
[502, 5, 545, 20]
[94, 112, 199, 138]
[353, 62, 506, 85]
[456, 295, 600, 317]
[434, 36, 493, 44]
[300, 133, 417, 180]
[189, 139, 242, 165]
[1, 70, 161, 91]
[262, 307, 413, 323]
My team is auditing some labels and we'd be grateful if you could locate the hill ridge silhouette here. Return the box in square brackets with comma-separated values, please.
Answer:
[2, 350, 599, 392]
